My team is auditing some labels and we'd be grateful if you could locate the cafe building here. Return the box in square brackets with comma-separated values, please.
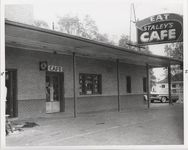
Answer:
[5, 20, 182, 118]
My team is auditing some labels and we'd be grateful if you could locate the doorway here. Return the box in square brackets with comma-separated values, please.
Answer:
[46, 72, 64, 113]
[5, 69, 18, 117]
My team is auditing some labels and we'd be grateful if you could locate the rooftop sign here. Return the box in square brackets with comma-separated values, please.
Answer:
[136, 13, 183, 45]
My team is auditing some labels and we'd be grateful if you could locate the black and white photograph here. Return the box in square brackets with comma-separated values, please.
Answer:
[0, 0, 187, 149]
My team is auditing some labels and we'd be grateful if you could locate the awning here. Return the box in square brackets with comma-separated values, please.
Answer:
[5, 20, 183, 67]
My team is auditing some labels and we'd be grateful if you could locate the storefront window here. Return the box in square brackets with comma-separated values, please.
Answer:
[79, 73, 102, 95]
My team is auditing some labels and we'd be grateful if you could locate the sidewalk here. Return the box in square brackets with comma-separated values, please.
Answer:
[6, 103, 183, 146]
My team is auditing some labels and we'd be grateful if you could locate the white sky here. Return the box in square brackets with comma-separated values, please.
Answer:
[5, 0, 183, 56]
[5, 0, 184, 80]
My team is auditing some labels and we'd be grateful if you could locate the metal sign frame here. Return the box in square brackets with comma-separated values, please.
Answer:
[136, 13, 183, 45]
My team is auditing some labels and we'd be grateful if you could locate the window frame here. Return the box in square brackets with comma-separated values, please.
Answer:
[79, 73, 102, 95]
[126, 76, 132, 93]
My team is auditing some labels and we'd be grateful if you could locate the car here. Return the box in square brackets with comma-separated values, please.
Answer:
[144, 93, 160, 103]
[144, 93, 178, 103]
[158, 94, 179, 103]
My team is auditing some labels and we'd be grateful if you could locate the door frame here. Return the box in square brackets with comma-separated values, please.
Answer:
[46, 71, 65, 112]
[6, 69, 18, 117]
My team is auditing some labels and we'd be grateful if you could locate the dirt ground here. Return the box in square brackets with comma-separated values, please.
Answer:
[6, 103, 183, 146]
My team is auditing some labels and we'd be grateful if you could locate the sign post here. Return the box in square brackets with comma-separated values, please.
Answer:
[136, 13, 183, 109]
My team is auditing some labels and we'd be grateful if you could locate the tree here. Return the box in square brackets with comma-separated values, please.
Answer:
[34, 20, 49, 29]
[150, 69, 156, 90]
[57, 15, 83, 35]
[81, 15, 98, 39]
[164, 42, 183, 75]
[118, 35, 131, 49]
[118, 34, 151, 54]
[140, 45, 151, 54]
[57, 14, 113, 44]
[164, 42, 183, 60]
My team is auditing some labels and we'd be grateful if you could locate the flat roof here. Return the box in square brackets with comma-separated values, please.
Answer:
[5, 20, 183, 67]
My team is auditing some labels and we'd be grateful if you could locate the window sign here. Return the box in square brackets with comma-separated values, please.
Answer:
[39, 61, 63, 72]
[136, 13, 183, 45]
[48, 65, 63, 72]
[39, 61, 48, 71]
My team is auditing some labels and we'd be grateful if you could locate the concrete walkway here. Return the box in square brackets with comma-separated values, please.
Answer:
[6, 103, 183, 146]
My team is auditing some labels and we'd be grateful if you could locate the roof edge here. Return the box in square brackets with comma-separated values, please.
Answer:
[5, 19, 183, 64]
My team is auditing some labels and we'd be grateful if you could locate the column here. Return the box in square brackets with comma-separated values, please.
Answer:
[168, 63, 172, 105]
[73, 52, 77, 117]
[116, 59, 120, 112]
[146, 64, 150, 109]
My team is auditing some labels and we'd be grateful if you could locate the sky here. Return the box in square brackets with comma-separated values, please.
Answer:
[5, 0, 184, 80]
[5, 0, 183, 55]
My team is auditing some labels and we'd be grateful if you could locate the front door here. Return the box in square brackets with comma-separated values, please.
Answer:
[5, 69, 18, 117]
[46, 72, 64, 113]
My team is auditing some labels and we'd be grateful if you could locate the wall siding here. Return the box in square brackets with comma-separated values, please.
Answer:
[6, 47, 147, 118]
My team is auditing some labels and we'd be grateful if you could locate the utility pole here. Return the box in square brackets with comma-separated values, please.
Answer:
[129, 3, 141, 51]
[52, 22, 55, 30]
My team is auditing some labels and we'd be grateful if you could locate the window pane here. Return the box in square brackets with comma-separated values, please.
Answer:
[79, 74, 85, 94]
[143, 77, 147, 92]
[126, 76, 131, 93]
[53, 76, 59, 101]
[172, 89, 177, 93]
[172, 84, 176, 88]
[46, 76, 50, 102]
[85, 75, 93, 94]
[79, 73, 102, 95]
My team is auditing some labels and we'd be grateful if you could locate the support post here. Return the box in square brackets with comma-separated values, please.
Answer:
[168, 63, 172, 105]
[146, 64, 150, 109]
[116, 59, 120, 112]
[73, 52, 77, 117]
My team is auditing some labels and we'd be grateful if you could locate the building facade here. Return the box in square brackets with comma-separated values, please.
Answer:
[6, 46, 148, 118]
[5, 20, 182, 118]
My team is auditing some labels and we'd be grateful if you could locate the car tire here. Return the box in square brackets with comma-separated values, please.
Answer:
[161, 97, 167, 103]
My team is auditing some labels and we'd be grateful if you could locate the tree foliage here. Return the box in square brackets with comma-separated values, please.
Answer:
[58, 15, 82, 35]
[118, 34, 151, 54]
[57, 14, 114, 44]
[163, 42, 183, 76]
[150, 69, 156, 90]
[164, 42, 183, 60]
[118, 35, 131, 49]
[34, 20, 49, 29]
